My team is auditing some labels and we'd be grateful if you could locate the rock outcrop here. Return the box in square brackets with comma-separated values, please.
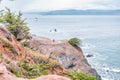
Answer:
[28, 36, 101, 80]
[86, 54, 94, 58]
[0, 63, 70, 80]
[0, 25, 70, 80]
[0, 25, 101, 80]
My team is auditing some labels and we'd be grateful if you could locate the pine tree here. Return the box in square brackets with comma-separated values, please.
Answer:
[0, 8, 31, 41]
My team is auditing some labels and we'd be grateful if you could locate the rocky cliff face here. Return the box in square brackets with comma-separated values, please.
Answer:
[28, 36, 101, 80]
[0, 63, 70, 80]
[0, 25, 69, 80]
[0, 25, 101, 80]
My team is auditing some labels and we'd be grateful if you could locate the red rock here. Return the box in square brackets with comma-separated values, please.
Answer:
[28, 36, 101, 80]
[35, 75, 70, 80]
[0, 25, 101, 80]
[0, 25, 71, 80]
[0, 63, 70, 80]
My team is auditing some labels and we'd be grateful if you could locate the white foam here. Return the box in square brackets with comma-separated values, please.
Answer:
[102, 78, 109, 80]
[102, 67, 110, 71]
[102, 67, 120, 73]
[111, 69, 120, 73]
[102, 77, 114, 80]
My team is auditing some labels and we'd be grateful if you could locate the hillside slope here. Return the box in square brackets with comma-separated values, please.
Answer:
[0, 25, 69, 80]
[0, 25, 101, 80]
[28, 36, 101, 80]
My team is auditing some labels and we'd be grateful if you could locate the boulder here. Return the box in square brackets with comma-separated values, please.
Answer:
[86, 54, 93, 57]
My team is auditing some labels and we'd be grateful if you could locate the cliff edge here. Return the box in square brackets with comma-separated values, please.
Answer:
[0, 25, 69, 80]
[27, 36, 101, 80]
[0, 25, 101, 80]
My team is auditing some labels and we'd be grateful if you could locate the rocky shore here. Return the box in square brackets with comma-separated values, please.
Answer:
[0, 25, 101, 80]
[27, 35, 101, 80]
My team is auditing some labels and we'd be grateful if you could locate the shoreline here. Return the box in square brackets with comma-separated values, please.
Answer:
[26, 35, 101, 80]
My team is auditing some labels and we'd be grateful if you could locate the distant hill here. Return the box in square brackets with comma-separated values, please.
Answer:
[28, 9, 120, 15]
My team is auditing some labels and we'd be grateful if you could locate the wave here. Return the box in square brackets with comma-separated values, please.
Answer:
[102, 77, 114, 80]
[102, 67, 120, 73]
[102, 78, 109, 80]
[111, 69, 120, 73]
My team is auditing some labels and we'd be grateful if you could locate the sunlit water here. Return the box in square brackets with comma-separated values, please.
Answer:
[23, 14, 120, 80]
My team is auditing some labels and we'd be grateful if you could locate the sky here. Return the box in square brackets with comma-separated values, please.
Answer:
[0, 0, 120, 12]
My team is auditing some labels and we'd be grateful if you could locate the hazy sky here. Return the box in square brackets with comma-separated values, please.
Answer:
[0, 0, 120, 12]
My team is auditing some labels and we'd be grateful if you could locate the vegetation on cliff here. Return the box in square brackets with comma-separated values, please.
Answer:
[67, 72, 96, 80]
[0, 8, 31, 41]
[0, 8, 99, 80]
[68, 37, 81, 46]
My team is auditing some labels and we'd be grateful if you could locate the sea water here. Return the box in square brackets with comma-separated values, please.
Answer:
[23, 14, 120, 80]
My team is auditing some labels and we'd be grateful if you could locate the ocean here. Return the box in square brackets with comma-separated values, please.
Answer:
[23, 14, 120, 80]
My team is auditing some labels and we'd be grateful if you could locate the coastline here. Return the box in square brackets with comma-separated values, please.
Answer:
[27, 35, 101, 80]
[0, 25, 101, 80]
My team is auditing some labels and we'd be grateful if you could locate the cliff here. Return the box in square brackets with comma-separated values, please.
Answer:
[0, 25, 101, 80]
[0, 25, 69, 80]
[0, 63, 70, 80]
[27, 36, 101, 80]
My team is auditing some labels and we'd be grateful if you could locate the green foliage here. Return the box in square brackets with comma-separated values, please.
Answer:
[68, 37, 81, 46]
[16, 63, 48, 78]
[0, 37, 14, 53]
[21, 41, 28, 47]
[68, 72, 97, 80]
[13, 71, 22, 77]
[0, 37, 18, 54]
[11, 62, 50, 79]
[0, 7, 31, 41]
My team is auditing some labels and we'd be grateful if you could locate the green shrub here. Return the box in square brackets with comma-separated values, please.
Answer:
[11, 63, 49, 78]
[0, 8, 31, 41]
[0, 37, 14, 53]
[13, 71, 22, 77]
[68, 37, 81, 46]
[68, 72, 96, 80]
[21, 41, 28, 47]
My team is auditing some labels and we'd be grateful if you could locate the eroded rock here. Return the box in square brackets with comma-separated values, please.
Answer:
[27, 36, 101, 80]
[0, 63, 70, 80]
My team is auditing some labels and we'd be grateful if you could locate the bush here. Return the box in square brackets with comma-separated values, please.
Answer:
[68, 72, 97, 80]
[0, 8, 31, 41]
[10, 62, 49, 79]
[68, 37, 81, 46]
